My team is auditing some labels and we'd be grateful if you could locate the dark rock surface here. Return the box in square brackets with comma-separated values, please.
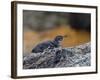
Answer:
[23, 42, 91, 69]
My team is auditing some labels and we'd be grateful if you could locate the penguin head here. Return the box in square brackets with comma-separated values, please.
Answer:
[54, 35, 63, 42]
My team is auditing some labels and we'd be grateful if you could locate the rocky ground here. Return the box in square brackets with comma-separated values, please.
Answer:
[23, 42, 91, 69]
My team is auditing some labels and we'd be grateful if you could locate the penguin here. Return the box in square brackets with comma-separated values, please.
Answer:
[31, 35, 64, 53]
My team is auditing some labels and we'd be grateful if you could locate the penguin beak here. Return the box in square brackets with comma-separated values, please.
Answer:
[63, 35, 68, 38]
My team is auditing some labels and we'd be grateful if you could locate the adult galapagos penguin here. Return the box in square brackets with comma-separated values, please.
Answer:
[31, 35, 64, 53]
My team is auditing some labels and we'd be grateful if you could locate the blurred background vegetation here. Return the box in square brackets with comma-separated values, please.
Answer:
[23, 10, 91, 55]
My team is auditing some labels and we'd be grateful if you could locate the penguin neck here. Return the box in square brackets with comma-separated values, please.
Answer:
[53, 40, 60, 45]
